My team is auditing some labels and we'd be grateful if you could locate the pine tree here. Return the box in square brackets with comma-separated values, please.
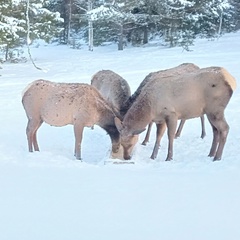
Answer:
[0, 0, 63, 61]
[190, 0, 233, 38]
[225, 0, 240, 31]
[0, 0, 25, 61]
[26, 0, 63, 43]
[140, 0, 235, 49]
[87, 0, 145, 50]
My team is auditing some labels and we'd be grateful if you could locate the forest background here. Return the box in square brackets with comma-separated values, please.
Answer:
[1, 0, 240, 62]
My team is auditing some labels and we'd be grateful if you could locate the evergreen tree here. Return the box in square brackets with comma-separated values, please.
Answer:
[88, 0, 147, 50]
[140, 0, 235, 48]
[0, 0, 63, 61]
[0, 0, 25, 60]
[190, 0, 233, 38]
[227, 0, 240, 31]
[46, 0, 67, 42]
[26, 0, 64, 43]
[76, 0, 239, 49]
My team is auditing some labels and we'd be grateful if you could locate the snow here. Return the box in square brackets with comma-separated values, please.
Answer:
[89, 5, 125, 21]
[1, 32, 240, 240]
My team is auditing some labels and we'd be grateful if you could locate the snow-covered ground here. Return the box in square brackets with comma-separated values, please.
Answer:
[0, 33, 240, 240]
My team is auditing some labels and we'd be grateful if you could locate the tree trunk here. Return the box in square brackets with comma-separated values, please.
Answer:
[5, 45, 9, 61]
[88, 0, 93, 51]
[67, 0, 72, 44]
[143, 25, 148, 44]
[118, 24, 124, 51]
[218, 10, 223, 38]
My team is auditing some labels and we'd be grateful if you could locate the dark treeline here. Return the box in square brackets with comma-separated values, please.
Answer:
[0, 0, 239, 61]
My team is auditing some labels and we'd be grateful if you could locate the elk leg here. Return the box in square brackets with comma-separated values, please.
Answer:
[73, 123, 84, 160]
[200, 115, 206, 139]
[142, 122, 153, 145]
[26, 118, 42, 152]
[175, 119, 185, 138]
[32, 120, 43, 151]
[150, 123, 166, 159]
[165, 117, 178, 161]
[209, 126, 219, 157]
[208, 114, 229, 161]
[214, 120, 229, 161]
[207, 115, 220, 158]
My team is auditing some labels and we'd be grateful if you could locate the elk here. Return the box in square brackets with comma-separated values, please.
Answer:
[125, 63, 206, 146]
[115, 67, 236, 161]
[91, 70, 138, 159]
[91, 70, 131, 117]
[22, 80, 121, 160]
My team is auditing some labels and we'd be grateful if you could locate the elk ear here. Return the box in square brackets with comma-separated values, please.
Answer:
[114, 117, 123, 132]
[132, 128, 146, 135]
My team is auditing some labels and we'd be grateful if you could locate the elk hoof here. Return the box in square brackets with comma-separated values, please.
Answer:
[201, 133, 206, 139]
[75, 155, 82, 161]
[208, 153, 215, 158]
[123, 155, 131, 160]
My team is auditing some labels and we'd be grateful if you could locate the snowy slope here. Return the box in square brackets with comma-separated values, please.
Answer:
[0, 32, 240, 240]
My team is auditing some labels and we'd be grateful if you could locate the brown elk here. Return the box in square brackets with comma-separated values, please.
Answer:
[22, 80, 121, 160]
[125, 63, 206, 146]
[115, 67, 236, 161]
[91, 70, 131, 117]
[91, 70, 138, 159]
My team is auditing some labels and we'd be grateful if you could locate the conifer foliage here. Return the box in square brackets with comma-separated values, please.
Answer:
[0, 0, 239, 56]
[0, 0, 63, 62]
